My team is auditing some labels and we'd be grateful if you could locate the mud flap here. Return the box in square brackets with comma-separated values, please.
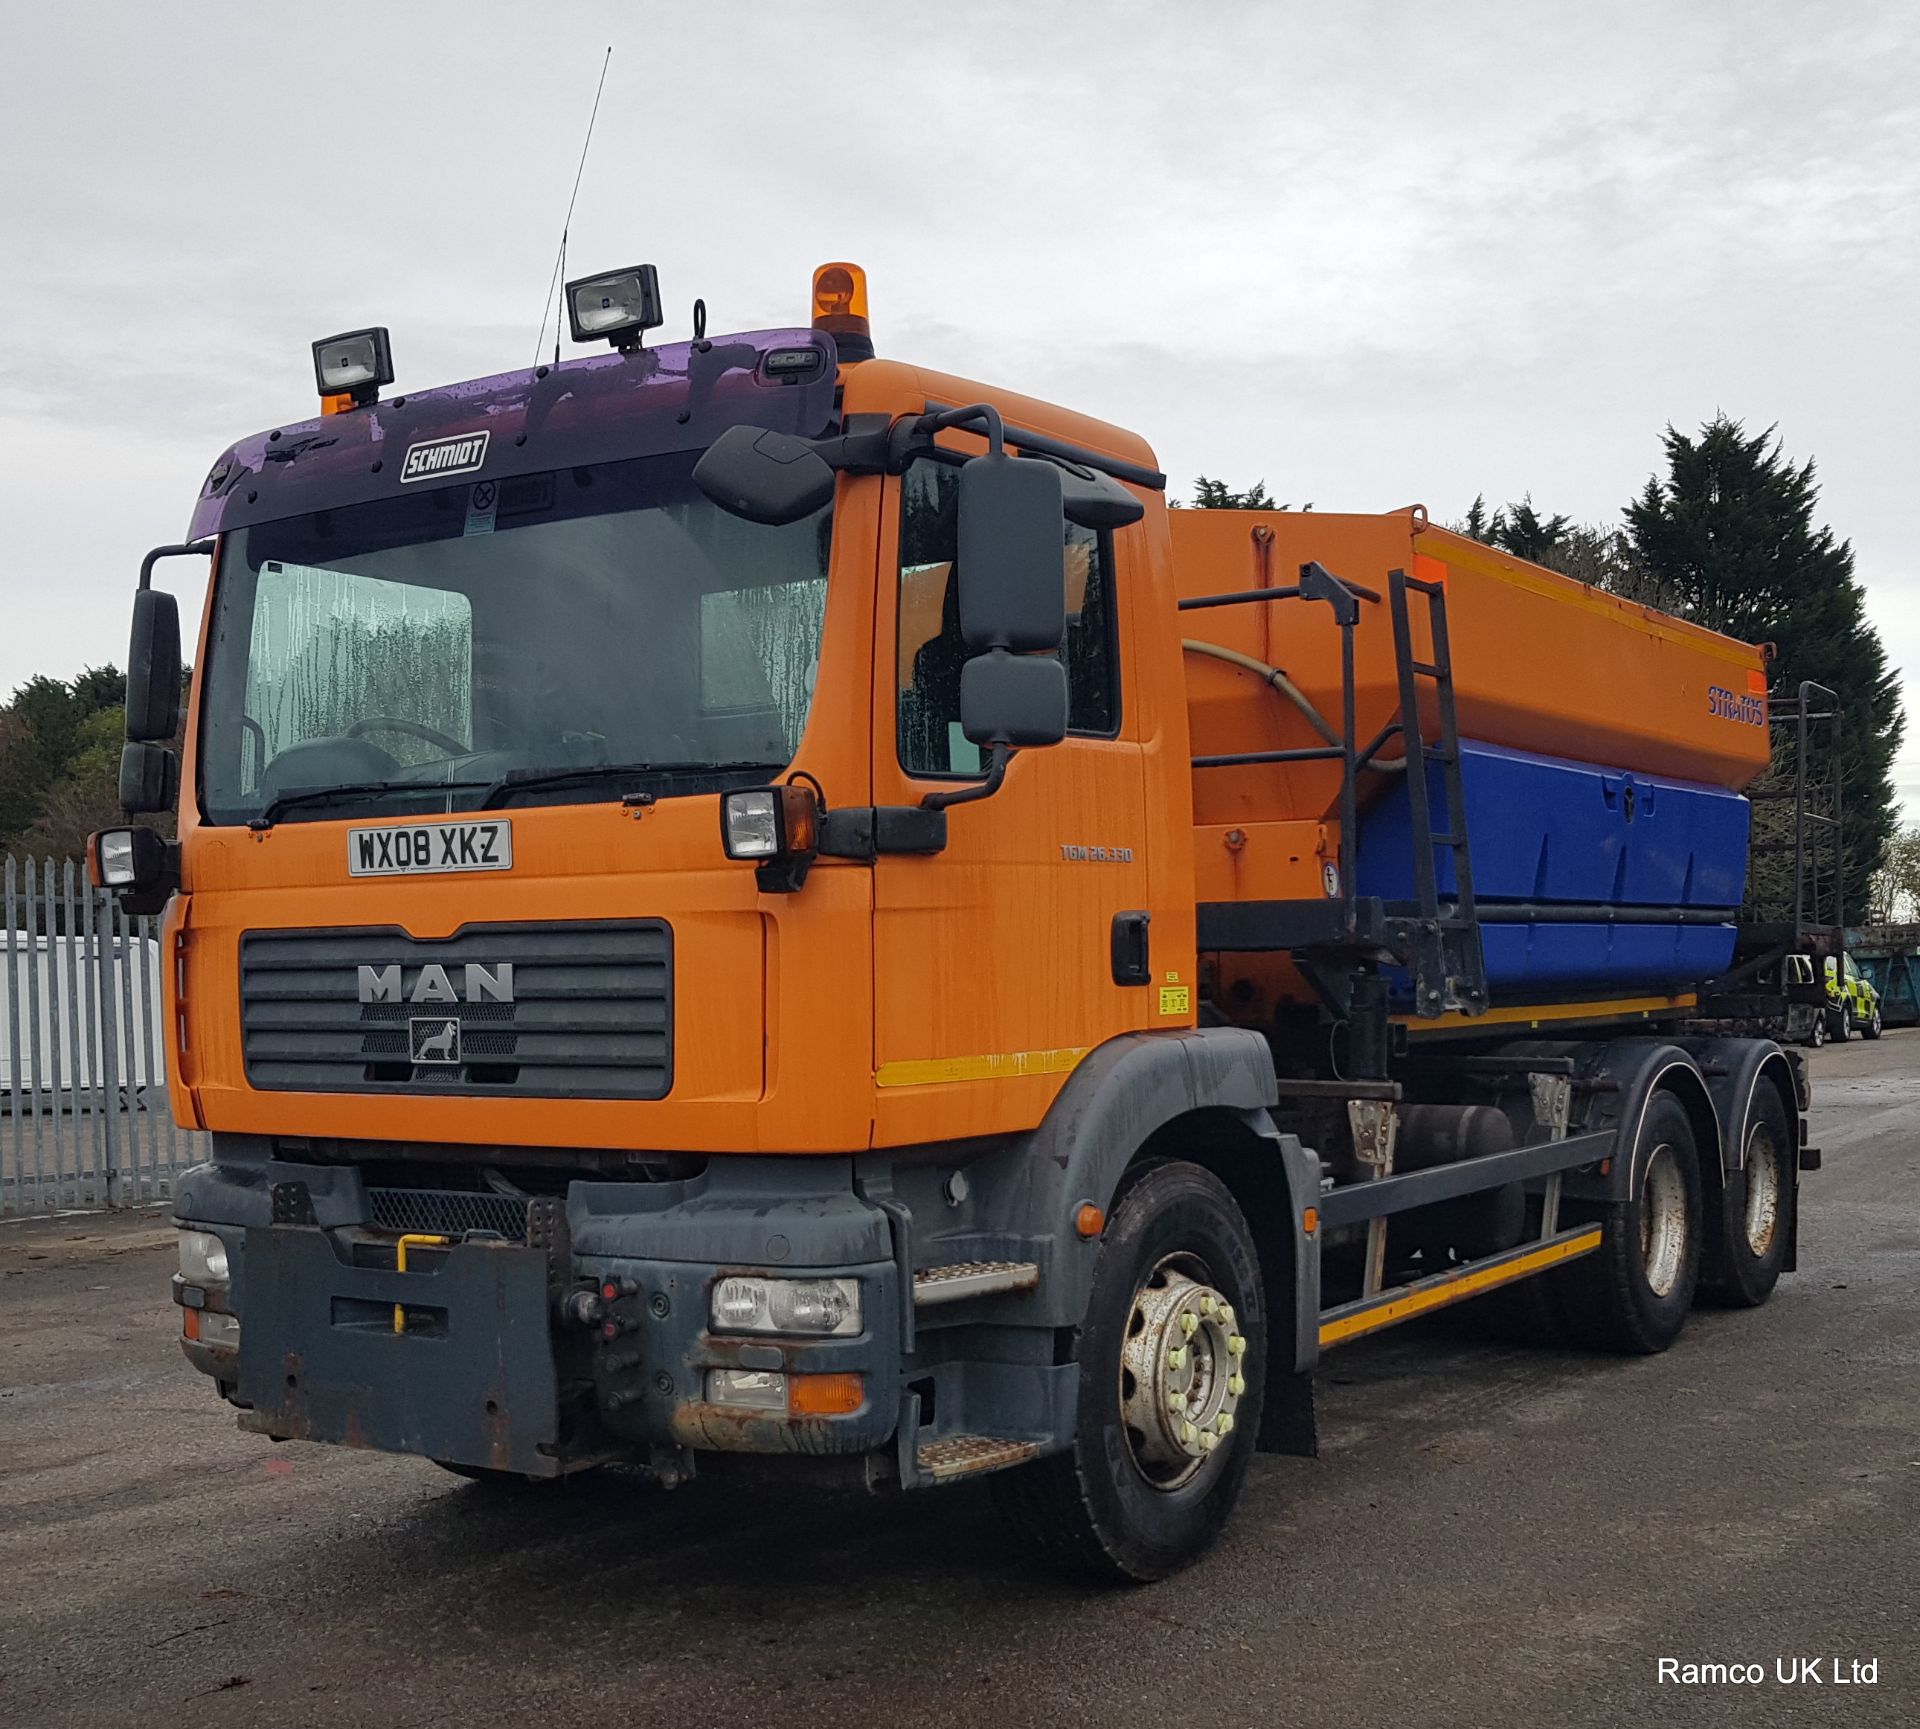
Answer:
[236, 1226, 562, 1476]
[1257, 1367, 1317, 1458]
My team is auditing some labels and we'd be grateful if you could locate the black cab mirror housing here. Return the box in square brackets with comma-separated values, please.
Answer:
[126, 587, 183, 742]
[957, 452, 1065, 653]
[119, 740, 180, 814]
[1048, 458, 1145, 531]
[693, 425, 837, 525]
[960, 648, 1068, 749]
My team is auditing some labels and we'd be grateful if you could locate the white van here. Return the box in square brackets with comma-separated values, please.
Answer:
[0, 931, 167, 1107]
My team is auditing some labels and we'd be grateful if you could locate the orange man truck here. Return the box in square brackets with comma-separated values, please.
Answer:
[95, 263, 1820, 1582]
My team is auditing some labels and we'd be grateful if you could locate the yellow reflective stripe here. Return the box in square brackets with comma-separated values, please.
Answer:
[1402, 993, 1696, 1036]
[1318, 1227, 1603, 1348]
[875, 1046, 1090, 1089]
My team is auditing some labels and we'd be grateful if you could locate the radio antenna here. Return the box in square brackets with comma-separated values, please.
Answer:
[533, 45, 614, 369]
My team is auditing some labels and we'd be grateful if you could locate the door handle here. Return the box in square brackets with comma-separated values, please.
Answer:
[1111, 910, 1151, 986]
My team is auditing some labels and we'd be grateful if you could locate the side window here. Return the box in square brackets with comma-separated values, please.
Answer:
[895, 458, 1118, 776]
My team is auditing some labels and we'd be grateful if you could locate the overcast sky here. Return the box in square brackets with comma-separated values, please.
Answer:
[4, 1, 1915, 815]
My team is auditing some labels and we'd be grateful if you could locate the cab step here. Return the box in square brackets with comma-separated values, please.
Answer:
[912, 1260, 1040, 1307]
[916, 1434, 1039, 1482]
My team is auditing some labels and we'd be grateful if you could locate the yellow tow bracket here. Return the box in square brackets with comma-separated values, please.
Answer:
[393, 1234, 452, 1334]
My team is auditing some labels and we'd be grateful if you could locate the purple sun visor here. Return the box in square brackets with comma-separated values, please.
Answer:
[187, 328, 838, 540]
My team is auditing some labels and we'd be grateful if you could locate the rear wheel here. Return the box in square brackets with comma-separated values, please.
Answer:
[1806, 1012, 1828, 1049]
[1862, 1007, 1883, 1041]
[1559, 1092, 1703, 1353]
[992, 1160, 1266, 1583]
[1702, 1086, 1792, 1308]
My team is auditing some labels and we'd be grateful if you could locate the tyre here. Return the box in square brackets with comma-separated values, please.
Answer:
[1806, 1012, 1827, 1049]
[1862, 1007, 1883, 1041]
[992, 1160, 1267, 1584]
[1837, 1005, 1853, 1042]
[1701, 1085, 1793, 1308]
[1558, 1092, 1703, 1353]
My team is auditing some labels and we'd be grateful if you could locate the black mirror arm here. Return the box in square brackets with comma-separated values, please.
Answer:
[919, 745, 1016, 811]
[914, 402, 1006, 456]
[140, 540, 215, 590]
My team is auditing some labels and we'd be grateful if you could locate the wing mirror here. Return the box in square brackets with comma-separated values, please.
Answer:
[960, 650, 1068, 749]
[126, 588, 183, 742]
[956, 452, 1066, 652]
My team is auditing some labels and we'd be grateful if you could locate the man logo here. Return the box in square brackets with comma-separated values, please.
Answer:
[357, 963, 514, 1005]
[399, 430, 490, 484]
[410, 1017, 462, 1065]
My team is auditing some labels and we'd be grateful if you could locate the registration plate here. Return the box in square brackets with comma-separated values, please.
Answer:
[347, 819, 513, 877]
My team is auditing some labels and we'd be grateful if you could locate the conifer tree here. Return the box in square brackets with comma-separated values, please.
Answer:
[1626, 417, 1904, 914]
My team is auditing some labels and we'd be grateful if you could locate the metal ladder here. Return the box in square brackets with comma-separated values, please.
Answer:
[1388, 567, 1487, 1016]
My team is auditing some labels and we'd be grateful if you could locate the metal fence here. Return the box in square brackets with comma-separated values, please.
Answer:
[2, 854, 205, 1216]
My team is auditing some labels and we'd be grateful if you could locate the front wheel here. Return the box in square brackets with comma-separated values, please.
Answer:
[1862, 1008, 1883, 1041]
[1836, 1005, 1853, 1042]
[992, 1160, 1267, 1583]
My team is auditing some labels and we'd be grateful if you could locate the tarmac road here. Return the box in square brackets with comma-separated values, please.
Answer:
[2, 1033, 1915, 1728]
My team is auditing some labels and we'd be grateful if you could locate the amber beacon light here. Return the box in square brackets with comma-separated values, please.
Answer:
[811, 262, 873, 360]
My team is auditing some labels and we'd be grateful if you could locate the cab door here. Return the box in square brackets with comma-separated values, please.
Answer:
[868, 449, 1157, 1147]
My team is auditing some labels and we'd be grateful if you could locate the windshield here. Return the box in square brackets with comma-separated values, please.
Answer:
[198, 450, 832, 825]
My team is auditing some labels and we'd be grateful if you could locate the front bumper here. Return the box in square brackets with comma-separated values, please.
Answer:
[172, 1153, 901, 1477]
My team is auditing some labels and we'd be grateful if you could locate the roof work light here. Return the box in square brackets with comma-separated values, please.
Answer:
[312, 328, 394, 413]
[811, 262, 873, 360]
[566, 264, 664, 349]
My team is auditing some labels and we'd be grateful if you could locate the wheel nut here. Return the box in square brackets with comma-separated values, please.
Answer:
[1167, 1347, 1187, 1371]
[1199, 1294, 1217, 1317]
[1168, 1391, 1187, 1412]
[1180, 1419, 1197, 1444]
[1227, 1334, 1246, 1356]
[1217, 1303, 1235, 1327]
[1216, 1413, 1233, 1436]
[1227, 1374, 1245, 1397]
[1181, 1313, 1199, 1337]
[1201, 1431, 1219, 1452]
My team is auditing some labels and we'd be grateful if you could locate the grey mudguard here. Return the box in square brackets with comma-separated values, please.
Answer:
[1021, 1028, 1322, 1373]
[1546, 1038, 1717, 1201]
[1669, 1035, 1800, 1174]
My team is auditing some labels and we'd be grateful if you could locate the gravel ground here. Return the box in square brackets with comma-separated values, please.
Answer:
[1, 1033, 1915, 1728]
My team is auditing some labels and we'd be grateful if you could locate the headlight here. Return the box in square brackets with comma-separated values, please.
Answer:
[719, 784, 820, 863]
[96, 829, 138, 886]
[178, 1229, 229, 1285]
[710, 1276, 861, 1338]
[720, 789, 781, 859]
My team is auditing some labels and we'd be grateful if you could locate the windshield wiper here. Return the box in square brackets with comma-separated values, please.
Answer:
[249, 779, 493, 830]
[479, 761, 784, 809]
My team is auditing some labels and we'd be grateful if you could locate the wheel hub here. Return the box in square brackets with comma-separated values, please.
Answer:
[1639, 1144, 1688, 1297]
[1744, 1124, 1782, 1256]
[1120, 1265, 1247, 1487]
